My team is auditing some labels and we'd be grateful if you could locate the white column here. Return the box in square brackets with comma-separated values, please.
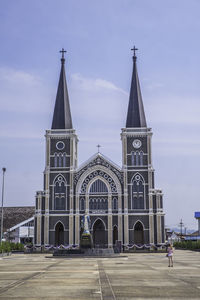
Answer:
[108, 214, 112, 248]
[69, 215, 73, 245]
[124, 214, 129, 245]
[36, 215, 41, 245]
[108, 194, 112, 247]
[44, 214, 49, 245]
[118, 194, 122, 242]
[75, 214, 80, 245]
[157, 214, 162, 244]
[149, 214, 154, 244]
[86, 194, 89, 214]
[75, 194, 80, 245]
[118, 214, 122, 242]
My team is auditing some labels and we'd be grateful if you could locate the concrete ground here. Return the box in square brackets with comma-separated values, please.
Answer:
[0, 250, 200, 299]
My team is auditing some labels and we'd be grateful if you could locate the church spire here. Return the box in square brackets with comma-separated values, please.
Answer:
[51, 49, 73, 129]
[126, 47, 147, 128]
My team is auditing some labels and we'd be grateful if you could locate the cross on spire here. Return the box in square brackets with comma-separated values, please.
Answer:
[131, 46, 138, 58]
[97, 144, 101, 153]
[60, 48, 67, 59]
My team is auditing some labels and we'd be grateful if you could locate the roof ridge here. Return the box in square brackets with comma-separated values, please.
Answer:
[77, 152, 121, 172]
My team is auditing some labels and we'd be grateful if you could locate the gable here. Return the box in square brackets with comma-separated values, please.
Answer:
[74, 153, 123, 185]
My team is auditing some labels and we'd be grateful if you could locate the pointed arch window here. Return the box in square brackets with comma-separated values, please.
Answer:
[80, 197, 85, 211]
[63, 152, 66, 167]
[54, 153, 58, 167]
[112, 197, 118, 211]
[140, 151, 143, 165]
[89, 179, 108, 194]
[58, 153, 62, 168]
[54, 175, 66, 210]
[89, 179, 108, 211]
[54, 152, 67, 168]
[131, 152, 135, 166]
[135, 151, 140, 165]
[132, 174, 144, 209]
[132, 151, 144, 166]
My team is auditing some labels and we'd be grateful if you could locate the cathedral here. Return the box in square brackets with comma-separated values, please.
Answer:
[34, 48, 165, 248]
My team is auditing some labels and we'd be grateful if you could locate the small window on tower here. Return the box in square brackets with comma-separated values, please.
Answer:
[63, 153, 66, 167]
[131, 152, 135, 165]
[54, 153, 58, 167]
[54, 175, 66, 210]
[136, 151, 139, 165]
[132, 174, 144, 209]
[58, 153, 62, 167]
[140, 151, 143, 165]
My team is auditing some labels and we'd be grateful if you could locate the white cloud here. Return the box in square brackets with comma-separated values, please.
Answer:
[0, 67, 53, 114]
[71, 73, 128, 95]
[70, 73, 128, 127]
[0, 67, 39, 85]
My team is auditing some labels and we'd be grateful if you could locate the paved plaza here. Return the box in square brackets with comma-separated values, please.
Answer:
[0, 250, 199, 299]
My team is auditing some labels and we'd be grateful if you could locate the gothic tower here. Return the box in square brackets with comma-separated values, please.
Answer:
[34, 50, 78, 246]
[121, 48, 165, 246]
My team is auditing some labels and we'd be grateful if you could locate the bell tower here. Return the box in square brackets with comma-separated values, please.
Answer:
[35, 49, 78, 246]
[121, 47, 164, 246]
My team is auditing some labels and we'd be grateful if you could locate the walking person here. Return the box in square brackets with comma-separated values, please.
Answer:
[167, 243, 174, 267]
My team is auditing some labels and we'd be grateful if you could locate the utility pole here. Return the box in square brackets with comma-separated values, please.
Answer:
[1, 167, 6, 246]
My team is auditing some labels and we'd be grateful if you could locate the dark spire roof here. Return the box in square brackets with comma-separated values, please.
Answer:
[51, 49, 73, 129]
[126, 49, 147, 128]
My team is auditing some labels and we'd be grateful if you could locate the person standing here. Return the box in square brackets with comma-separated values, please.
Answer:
[167, 243, 174, 267]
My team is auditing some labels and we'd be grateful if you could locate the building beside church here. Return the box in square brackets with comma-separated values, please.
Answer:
[34, 49, 165, 248]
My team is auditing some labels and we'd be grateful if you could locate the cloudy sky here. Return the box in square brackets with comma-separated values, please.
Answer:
[0, 0, 200, 230]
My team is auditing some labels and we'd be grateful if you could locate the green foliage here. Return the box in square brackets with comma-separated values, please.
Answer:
[174, 240, 200, 250]
[0, 241, 24, 253]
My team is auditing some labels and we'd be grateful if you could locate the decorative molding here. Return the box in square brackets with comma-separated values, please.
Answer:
[74, 155, 123, 185]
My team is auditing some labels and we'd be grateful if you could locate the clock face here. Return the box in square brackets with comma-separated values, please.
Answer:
[56, 141, 65, 150]
[132, 139, 142, 149]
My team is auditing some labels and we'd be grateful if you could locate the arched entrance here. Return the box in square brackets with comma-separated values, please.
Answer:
[55, 222, 64, 246]
[93, 219, 107, 248]
[134, 222, 144, 245]
[113, 225, 118, 246]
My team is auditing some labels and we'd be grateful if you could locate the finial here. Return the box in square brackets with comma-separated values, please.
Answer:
[60, 48, 67, 64]
[97, 144, 101, 153]
[131, 46, 138, 60]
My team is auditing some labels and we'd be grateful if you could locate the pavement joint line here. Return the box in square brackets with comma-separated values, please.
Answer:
[0, 259, 63, 296]
[0, 252, 200, 299]
[97, 260, 116, 300]
[165, 268, 200, 293]
[105, 272, 116, 300]
[144, 254, 200, 293]
[97, 260, 103, 300]
[141, 257, 200, 295]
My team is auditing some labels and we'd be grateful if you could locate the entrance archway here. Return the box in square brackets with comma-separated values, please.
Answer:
[55, 222, 64, 246]
[113, 225, 118, 246]
[93, 219, 107, 248]
[134, 221, 144, 245]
